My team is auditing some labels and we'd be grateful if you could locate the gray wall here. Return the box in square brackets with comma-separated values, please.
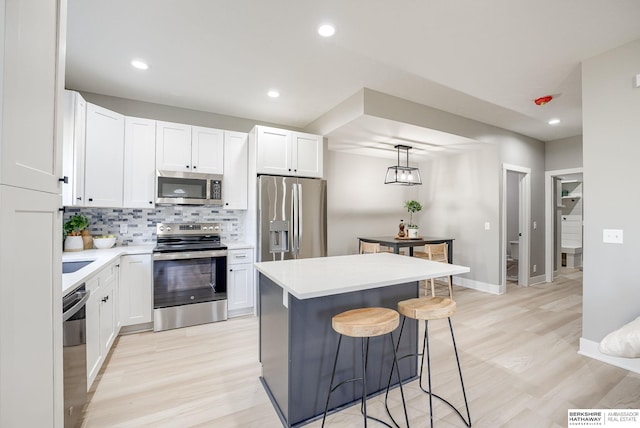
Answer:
[325, 150, 418, 256]
[545, 135, 583, 171]
[418, 145, 501, 285]
[582, 38, 640, 341]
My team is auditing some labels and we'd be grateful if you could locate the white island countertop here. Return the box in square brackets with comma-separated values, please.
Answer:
[254, 252, 470, 300]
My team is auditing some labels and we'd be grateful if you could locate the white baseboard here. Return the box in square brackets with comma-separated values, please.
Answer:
[529, 274, 546, 285]
[579, 338, 640, 374]
[453, 276, 504, 295]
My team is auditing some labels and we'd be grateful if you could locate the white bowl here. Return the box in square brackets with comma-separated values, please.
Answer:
[93, 237, 116, 249]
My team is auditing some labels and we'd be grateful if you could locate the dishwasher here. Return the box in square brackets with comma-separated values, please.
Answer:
[63, 284, 90, 428]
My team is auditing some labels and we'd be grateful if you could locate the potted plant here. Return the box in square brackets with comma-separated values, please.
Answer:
[404, 200, 423, 238]
[63, 214, 89, 252]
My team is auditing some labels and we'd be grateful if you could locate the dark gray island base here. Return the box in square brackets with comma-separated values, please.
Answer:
[259, 273, 418, 427]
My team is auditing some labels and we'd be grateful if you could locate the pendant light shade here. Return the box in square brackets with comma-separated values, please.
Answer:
[385, 145, 422, 186]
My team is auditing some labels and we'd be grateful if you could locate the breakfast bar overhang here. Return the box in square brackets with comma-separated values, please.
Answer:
[255, 253, 470, 427]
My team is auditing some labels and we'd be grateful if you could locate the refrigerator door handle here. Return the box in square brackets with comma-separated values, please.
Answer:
[297, 183, 303, 255]
[292, 182, 298, 255]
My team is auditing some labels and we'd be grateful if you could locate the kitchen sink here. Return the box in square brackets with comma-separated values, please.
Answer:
[62, 260, 95, 274]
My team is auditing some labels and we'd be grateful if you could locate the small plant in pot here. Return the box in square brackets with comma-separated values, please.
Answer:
[404, 200, 423, 238]
[63, 214, 89, 252]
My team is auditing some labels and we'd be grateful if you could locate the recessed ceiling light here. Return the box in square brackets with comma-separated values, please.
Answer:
[267, 90, 280, 98]
[131, 59, 149, 70]
[318, 24, 336, 37]
[548, 118, 561, 125]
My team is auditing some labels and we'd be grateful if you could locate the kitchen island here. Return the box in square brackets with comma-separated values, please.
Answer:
[255, 252, 470, 427]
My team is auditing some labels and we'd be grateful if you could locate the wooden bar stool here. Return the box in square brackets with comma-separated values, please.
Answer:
[384, 280, 471, 428]
[414, 243, 452, 297]
[322, 307, 409, 427]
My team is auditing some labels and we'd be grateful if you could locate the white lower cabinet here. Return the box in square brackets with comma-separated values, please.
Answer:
[227, 248, 255, 317]
[119, 254, 153, 326]
[85, 260, 120, 390]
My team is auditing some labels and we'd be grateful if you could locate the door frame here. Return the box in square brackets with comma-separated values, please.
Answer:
[544, 167, 583, 282]
[502, 164, 531, 288]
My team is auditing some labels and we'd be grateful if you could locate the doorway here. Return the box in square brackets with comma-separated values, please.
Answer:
[502, 164, 531, 289]
[544, 168, 584, 282]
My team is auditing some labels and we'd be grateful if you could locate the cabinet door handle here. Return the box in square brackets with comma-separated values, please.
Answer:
[193, 165, 197, 170]
[76, 197, 82, 201]
[229, 269, 233, 272]
[149, 201, 153, 204]
[186, 165, 190, 169]
[59, 176, 68, 184]
[101, 296, 109, 303]
[88, 198, 93, 202]
[58, 207, 65, 212]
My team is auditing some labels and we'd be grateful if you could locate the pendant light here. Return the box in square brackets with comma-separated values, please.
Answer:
[385, 145, 422, 186]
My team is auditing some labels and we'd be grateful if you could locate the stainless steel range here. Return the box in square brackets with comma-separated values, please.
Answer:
[153, 222, 228, 331]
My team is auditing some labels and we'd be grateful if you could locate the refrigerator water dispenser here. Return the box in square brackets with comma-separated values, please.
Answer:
[269, 220, 289, 252]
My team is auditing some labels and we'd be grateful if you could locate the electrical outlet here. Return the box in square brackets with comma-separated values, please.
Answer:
[533, 264, 537, 273]
[120, 223, 128, 234]
[484, 222, 490, 230]
[533, 221, 537, 229]
[603, 229, 623, 244]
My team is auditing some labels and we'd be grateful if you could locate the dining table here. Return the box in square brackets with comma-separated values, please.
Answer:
[357, 235, 455, 261]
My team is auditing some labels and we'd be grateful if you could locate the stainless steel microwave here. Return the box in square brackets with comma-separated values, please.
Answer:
[156, 170, 223, 205]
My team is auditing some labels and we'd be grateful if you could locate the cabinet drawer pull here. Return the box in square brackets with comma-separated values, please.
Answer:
[101, 296, 109, 303]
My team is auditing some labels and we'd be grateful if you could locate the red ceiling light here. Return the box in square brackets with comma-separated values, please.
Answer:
[534, 95, 553, 106]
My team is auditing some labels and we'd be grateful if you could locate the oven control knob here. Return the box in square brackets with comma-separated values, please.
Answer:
[158, 226, 164, 231]
[166, 226, 172, 232]
[214, 226, 220, 231]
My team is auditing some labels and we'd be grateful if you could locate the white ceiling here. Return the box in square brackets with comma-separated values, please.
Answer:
[65, 0, 640, 160]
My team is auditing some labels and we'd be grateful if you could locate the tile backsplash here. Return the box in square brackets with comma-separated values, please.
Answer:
[64, 206, 247, 246]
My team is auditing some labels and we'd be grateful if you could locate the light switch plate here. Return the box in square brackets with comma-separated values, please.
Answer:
[120, 223, 128, 234]
[484, 222, 490, 230]
[603, 229, 623, 244]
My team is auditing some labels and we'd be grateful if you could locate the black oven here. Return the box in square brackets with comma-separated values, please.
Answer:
[153, 223, 228, 331]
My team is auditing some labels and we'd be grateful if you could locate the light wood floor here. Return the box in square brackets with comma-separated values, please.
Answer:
[81, 269, 640, 427]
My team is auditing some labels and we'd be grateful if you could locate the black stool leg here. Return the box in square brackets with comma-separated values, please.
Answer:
[322, 334, 343, 427]
[362, 337, 368, 427]
[423, 320, 434, 428]
[384, 318, 410, 428]
[448, 317, 471, 426]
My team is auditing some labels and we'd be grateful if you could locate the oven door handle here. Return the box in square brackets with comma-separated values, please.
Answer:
[153, 250, 228, 261]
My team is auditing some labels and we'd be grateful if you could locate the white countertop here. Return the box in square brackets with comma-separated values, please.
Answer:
[254, 252, 470, 300]
[62, 245, 155, 295]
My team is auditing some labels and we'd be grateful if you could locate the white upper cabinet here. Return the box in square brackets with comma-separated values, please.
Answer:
[192, 126, 224, 174]
[292, 131, 323, 178]
[84, 103, 125, 207]
[156, 122, 224, 174]
[124, 117, 156, 208]
[62, 90, 87, 206]
[255, 126, 323, 178]
[0, 0, 65, 194]
[155, 121, 192, 172]
[223, 131, 248, 210]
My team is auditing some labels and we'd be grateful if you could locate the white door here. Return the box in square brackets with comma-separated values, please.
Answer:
[119, 255, 152, 326]
[0, 0, 64, 194]
[84, 104, 125, 207]
[156, 121, 192, 172]
[0, 185, 63, 427]
[223, 131, 248, 210]
[85, 276, 102, 389]
[256, 126, 292, 175]
[124, 117, 156, 208]
[228, 263, 254, 311]
[192, 126, 224, 174]
[292, 132, 323, 178]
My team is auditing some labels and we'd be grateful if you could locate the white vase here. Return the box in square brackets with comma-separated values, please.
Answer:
[64, 235, 84, 252]
[408, 228, 419, 238]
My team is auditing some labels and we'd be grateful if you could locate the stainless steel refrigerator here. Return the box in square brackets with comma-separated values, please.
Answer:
[258, 175, 327, 261]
